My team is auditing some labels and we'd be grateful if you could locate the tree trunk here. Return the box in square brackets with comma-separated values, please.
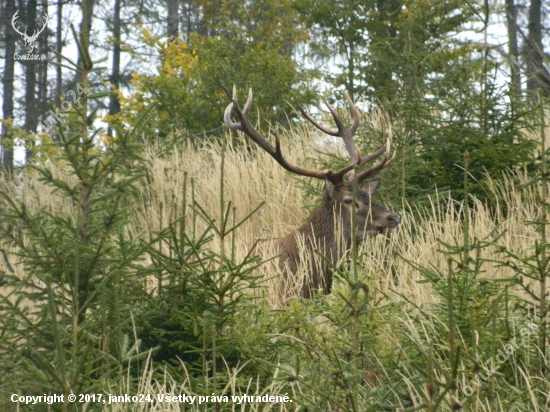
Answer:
[56, 0, 63, 103]
[1, 0, 16, 173]
[167, 0, 179, 39]
[82, 0, 94, 46]
[525, 0, 549, 100]
[183, 0, 191, 41]
[73, 0, 95, 86]
[38, 0, 50, 125]
[24, 0, 39, 163]
[108, 0, 122, 137]
[346, 40, 355, 102]
[505, 0, 521, 90]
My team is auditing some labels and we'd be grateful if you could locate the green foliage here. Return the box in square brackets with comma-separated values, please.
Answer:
[135, 175, 267, 379]
[275, 265, 394, 411]
[0, 28, 153, 410]
[295, 0, 474, 102]
[493, 98, 549, 368]
[133, 140, 282, 395]
[112, 0, 319, 138]
[0, 126, 549, 411]
[294, 0, 537, 205]
[379, 152, 547, 411]
[414, 81, 536, 202]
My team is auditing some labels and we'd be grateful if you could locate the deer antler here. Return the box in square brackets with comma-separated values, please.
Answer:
[225, 87, 352, 183]
[224, 86, 394, 184]
[299, 93, 360, 166]
[11, 11, 26, 38]
[31, 14, 49, 41]
[355, 136, 395, 181]
[299, 94, 395, 181]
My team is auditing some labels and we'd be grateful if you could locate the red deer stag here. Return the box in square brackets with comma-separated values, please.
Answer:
[224, 87, 400, 299]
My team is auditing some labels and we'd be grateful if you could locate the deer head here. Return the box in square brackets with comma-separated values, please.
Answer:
[12, 11, 49, 54]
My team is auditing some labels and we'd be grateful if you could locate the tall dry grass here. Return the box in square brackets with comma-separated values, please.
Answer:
[100, 354, 297, 412]
[1, 121, 543, 307]
[126, 129, 543, 307]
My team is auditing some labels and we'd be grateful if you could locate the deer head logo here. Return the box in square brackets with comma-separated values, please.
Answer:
[12, 10, 49, 54]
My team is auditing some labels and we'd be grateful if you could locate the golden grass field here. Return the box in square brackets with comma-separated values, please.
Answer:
[131, 128, 544, 305]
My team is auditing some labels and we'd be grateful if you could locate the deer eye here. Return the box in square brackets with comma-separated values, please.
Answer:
[343, 199, 352, 205]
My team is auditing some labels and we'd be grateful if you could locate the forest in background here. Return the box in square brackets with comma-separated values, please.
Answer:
[0, 0, 549, 411]
[0, 0, 549, 202]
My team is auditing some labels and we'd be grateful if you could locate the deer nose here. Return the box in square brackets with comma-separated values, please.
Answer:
[387, 214, 400, 226]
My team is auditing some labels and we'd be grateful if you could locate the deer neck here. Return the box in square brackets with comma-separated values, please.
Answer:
[295, 202, 350, 255]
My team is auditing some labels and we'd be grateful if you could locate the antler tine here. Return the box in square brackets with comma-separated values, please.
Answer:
[224, 85, 241, 129]
[347, 143, 386, 180]
[12, 11, 25, 36]
[300, 92, 361, 170]
[298, 92, 359, 138]
[327, 93, 361, 166]
[224, 87, 330, 181]
[342, 92, 360, 135]
[299, 105, 340, 137]
[225, 86, 255, 128]
[355, 137, 396, 181]
[322, 93, 359, 136]
[243, 87, 253, 114]
[357, 143, 387, 168]
[224, 101, 240, 130]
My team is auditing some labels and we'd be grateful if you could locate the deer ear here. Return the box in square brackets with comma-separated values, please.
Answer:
[361, 178, 381, 195]
[322, 177, 335, 203]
